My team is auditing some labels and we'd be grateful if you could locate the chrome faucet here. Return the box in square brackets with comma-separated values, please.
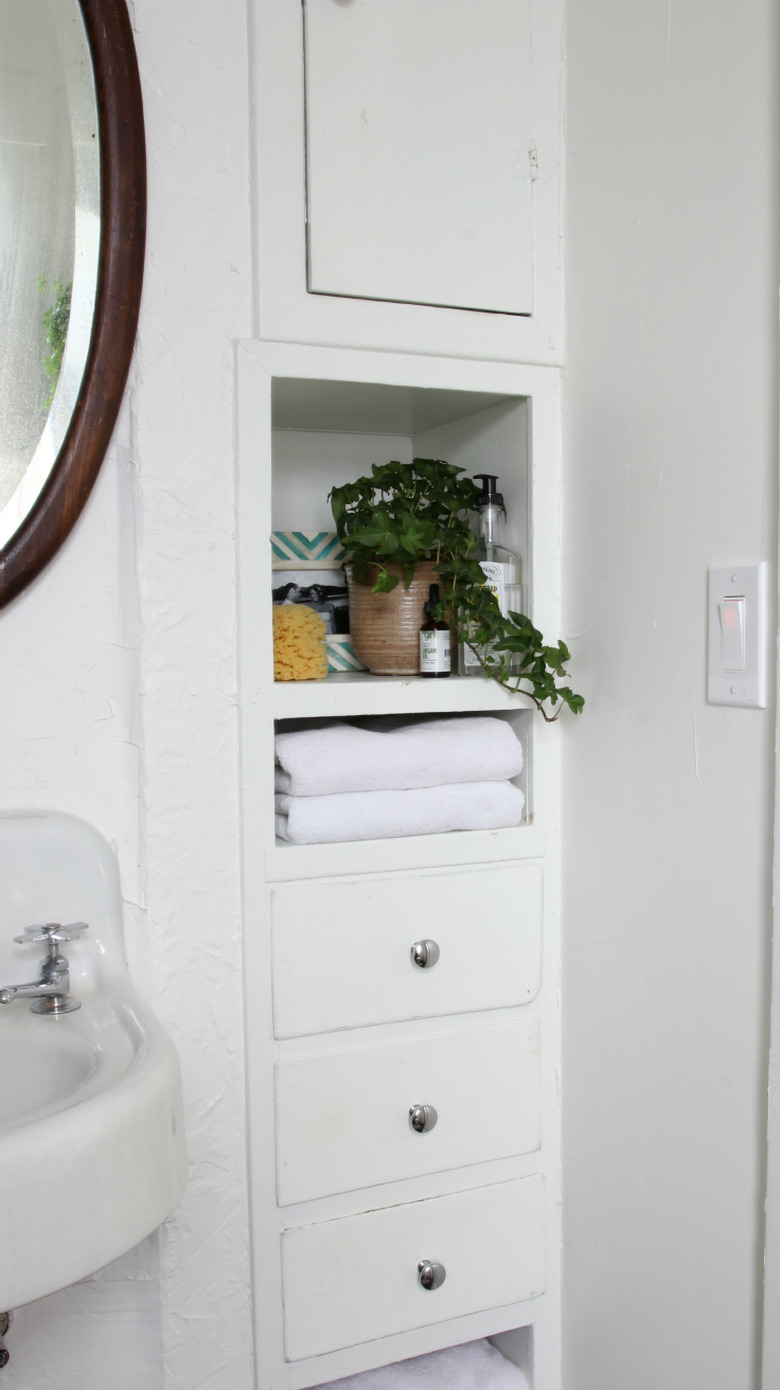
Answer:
[0, 922, 88, 1014]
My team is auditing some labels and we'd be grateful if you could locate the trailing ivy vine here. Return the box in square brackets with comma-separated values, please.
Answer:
[330, 458, 583, 721]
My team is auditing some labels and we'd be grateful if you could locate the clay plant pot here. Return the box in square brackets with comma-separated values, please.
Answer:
[345, 561, 439, 675]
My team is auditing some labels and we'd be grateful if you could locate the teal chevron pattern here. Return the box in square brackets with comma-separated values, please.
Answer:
[271, 531, 346, 568]
[326, 637, 367, 672]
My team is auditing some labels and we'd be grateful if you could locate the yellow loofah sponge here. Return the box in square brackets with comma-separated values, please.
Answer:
[273, 605, 328, 682]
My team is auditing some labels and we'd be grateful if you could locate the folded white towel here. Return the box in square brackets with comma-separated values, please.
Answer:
[312, 1337, 528, 1390]
[275, 717, 523, 797]
[275, 780, 524, 844]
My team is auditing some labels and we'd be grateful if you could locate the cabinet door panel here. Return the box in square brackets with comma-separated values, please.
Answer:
[281, 1175, 545, 1360]
[271, 864, 542, 1037]
[304, 0, 533, 314]
[275, 1018, 539, 1204]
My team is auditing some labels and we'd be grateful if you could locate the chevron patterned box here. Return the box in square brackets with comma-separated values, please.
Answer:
[271, 531, 347, 570]
[326, 636, 367, 672]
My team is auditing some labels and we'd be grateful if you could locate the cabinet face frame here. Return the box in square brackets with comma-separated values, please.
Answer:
[236, 338, 563, 1390]
[250, 0, 564, 365]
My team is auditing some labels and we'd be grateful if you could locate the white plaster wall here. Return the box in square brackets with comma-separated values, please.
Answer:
[562, 2, 779, 1388]
[131, 0, 253, 1385]
[0, 1, 254, 1386]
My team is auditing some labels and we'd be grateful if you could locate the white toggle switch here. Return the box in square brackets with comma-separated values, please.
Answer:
[719, 596, 745, 672]
[708, 563, 768, 708]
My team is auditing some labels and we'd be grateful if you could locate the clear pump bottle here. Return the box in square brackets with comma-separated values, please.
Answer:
[461, 473, 523, 675]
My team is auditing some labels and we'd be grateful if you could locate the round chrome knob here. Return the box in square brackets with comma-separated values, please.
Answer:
[410, 939, 440, 969]
[409, 1103, 438, 1133]
[417, 1259, 446, 1291]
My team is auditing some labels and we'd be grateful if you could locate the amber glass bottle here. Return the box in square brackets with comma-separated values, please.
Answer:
[419, 583, 451, 677]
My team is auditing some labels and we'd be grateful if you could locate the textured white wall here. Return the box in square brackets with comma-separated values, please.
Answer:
[562, 2, 779, 1388]
[131, 0, 253, 1385]
[0, 1, 253, 1386]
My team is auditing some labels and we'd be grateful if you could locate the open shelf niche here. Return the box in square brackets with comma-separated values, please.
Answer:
[271, 373, 533, 841]
[236, 340, 563, 862]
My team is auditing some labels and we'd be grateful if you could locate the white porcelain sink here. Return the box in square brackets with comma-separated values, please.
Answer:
[0, 813, 187, 1311]
[3, 1023, 97, 1126]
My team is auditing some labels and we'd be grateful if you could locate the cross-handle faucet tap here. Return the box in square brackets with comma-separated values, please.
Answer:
[0, 922, 88, 1014]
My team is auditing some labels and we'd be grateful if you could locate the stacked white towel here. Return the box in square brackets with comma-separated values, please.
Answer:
[312, 1337, 529, 1389]
[275, 717, 524, 844]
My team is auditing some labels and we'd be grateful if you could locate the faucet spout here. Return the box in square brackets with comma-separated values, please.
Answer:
[1, 980, 59, 1003]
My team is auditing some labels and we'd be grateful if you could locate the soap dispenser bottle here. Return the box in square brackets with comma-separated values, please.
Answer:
[461, 473, 522, 675]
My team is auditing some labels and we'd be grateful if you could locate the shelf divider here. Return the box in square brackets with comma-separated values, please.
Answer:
[272, 672, 533, 721]
[265, 824, 544, 882]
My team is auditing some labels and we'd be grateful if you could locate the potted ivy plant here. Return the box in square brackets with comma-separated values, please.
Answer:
[329, 457, 583, 721]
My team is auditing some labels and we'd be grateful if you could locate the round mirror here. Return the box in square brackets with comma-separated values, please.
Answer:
[0, 0, 145, 606]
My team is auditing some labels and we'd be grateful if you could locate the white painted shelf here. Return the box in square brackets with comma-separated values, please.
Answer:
[265, 824, 545, 883]
[272, 671, 534, 721]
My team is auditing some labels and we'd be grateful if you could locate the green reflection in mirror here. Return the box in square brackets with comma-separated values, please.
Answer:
[39, 276, 73, 412]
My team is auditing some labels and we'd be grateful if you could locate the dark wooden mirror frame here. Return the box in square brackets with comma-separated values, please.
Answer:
[0, 0, 146, 607]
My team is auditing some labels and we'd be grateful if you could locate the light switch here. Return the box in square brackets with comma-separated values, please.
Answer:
[708, 564, 768, 708]
[719, 596, 745, 672]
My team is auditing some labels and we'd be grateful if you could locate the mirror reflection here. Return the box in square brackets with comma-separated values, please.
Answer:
[0, 0, 99, 548]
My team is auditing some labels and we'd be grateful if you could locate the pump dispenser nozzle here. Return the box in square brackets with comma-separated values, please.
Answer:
[473, 474, 505, 512]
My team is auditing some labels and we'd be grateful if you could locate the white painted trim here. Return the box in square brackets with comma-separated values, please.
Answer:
[761, 366, 780, 1386]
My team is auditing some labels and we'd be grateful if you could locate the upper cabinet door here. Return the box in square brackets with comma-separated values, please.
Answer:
[252, 0, 563, 362]
[304, 0, 533, 316]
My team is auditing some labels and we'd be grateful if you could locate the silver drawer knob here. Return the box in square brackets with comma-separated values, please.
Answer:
[417, 1259, 446, 1291]
[410, 939, 440, 969]
[409, 1103, 438, 1133]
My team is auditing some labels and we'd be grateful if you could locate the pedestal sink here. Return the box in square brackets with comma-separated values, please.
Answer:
[0, 813, 187, 1311]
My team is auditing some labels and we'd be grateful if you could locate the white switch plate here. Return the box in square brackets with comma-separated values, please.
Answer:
[707, 563, 768, 708]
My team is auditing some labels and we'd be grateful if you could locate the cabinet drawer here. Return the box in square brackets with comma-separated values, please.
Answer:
[275, 1018, 539, 1205]
[271, 864, 542, 1038]
[281, 1175, 545, 1361]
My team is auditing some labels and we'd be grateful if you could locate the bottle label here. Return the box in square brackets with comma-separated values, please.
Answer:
[463, 561, 511, 670]
[479, 560, 506, 612]
[420, 629, 451, 674]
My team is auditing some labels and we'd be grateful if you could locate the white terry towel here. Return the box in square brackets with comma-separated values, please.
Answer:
[275, 717, 523, 797]
[275, 780, 524, 844]
[312, 1337, 529, 1389]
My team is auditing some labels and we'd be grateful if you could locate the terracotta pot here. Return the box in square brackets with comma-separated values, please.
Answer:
[346, 561, 439, 675]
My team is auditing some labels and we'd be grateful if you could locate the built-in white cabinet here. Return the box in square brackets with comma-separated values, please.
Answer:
[245, 6, 563, 1382]
[237, 340, 562, 1389]
[251, 0, 564, 363]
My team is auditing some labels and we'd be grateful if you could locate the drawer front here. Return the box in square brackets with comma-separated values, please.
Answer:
[281, 1175, 545, 1361]
[271, 864, 542, 1038]
[275, 1018, 540, 1205]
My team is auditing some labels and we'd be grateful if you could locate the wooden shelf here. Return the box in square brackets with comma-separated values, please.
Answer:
[272, 672, 533, 722]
